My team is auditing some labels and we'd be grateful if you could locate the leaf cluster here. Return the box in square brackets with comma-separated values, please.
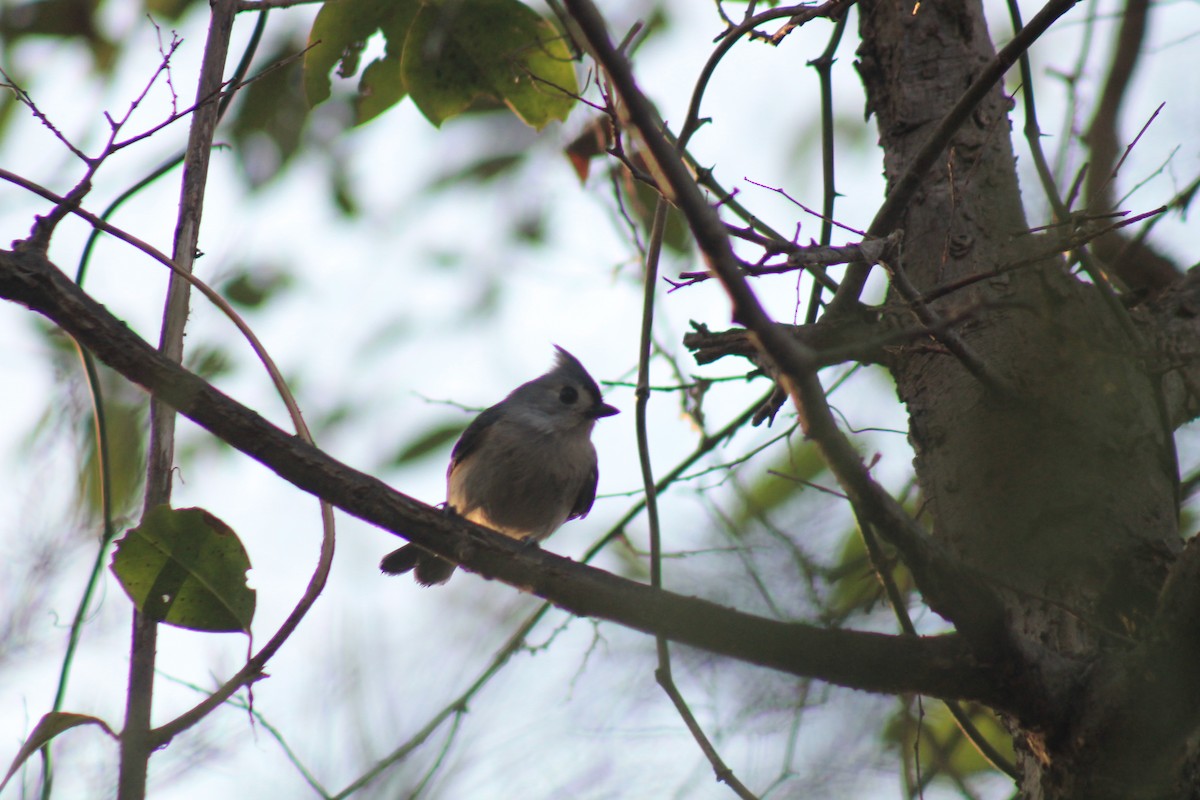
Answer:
[304, 0, 578, 128]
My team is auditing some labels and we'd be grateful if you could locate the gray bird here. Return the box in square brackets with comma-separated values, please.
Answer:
[380, 346, 618, 585]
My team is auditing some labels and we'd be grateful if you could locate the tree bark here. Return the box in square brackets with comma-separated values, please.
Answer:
[856, 0, 1193, 795]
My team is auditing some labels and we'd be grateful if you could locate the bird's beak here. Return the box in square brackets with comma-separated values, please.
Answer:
[590, 402, 619, 419]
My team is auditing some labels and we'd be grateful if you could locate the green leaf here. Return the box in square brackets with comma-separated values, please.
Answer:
[76, 379, 146, 520]
[229, 42, 311, 185]
[427, 152, 527, 192]
[730, 438, 827, 528]
[304, 0, 413, 107]
[356, 50, 405, 123]
[826, 524, 915, 619]
[1, 712, 116, 792]
[402, 0, 578, 128]
[356, 1, 422, 123]
[884, 701, 1015, 782]
[388, 422, 466, 467]
[0, 0, 118, 72]
[186, 344, 233, 382]
[111, 506, 256, 634]
[144, 0, 207, 20]
[305, 0, 576, 127]
[220, 268, 295, 309]
[629, 178, 692, 255]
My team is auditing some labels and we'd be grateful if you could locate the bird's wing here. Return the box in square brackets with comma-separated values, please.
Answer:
[568, 464, 599, 520]
[447, 405, 503, 479]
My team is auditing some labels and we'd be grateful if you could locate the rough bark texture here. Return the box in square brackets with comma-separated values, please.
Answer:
[855, 0, 1191, 795]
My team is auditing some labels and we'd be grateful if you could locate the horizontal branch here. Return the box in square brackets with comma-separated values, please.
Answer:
[0, 242, 1021, 711]
[684, 309, 896, 371]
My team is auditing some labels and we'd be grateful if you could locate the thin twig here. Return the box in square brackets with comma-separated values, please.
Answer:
[1092, 101, 1164, 211]
[744, 177, 867, 237]
[1083, 0, 1150, 214]
[639, 199, 667, 595]
[0, 67, 91, 164]
[677, 1, 855, 149]
[672, 233, 896, 289]
[805, 12, 850, 324]
[1005, 0, 1143, 341]
[636, 183, 758, 796]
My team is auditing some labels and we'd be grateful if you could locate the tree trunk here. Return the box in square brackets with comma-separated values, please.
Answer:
[856, 0, 1188, 795]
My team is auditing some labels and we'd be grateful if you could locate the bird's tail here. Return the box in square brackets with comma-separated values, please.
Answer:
[380, 544, 455, 586]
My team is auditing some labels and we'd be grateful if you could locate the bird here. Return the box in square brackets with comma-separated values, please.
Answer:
[380, 346, 618, 585]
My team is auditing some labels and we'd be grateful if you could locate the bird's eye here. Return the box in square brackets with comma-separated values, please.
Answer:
[559, 385, 579, 405]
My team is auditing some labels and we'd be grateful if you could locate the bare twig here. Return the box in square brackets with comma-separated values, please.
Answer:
[0, 67, 92, 164]
[237, 0, 322, 9]
[1091, 101, 1164, 211]
[672, 233, 897, 290]
[1079, 0, 1179, 290]
[635, 178, 757, 795]
[743, 177, 867, 237]
[639, 200, 667, 597]
[107, 22, 183, 132]
[677, 1, 855, 150]
[1083, 0, 1150, 213]
[805, 13, 850, 324]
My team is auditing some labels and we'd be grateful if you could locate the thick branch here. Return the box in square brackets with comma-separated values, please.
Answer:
[683, 310, 890, 371]
[0, 243, 1029, 714]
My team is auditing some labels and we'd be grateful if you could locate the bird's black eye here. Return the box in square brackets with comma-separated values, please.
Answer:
[559, 385, 579, 405]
